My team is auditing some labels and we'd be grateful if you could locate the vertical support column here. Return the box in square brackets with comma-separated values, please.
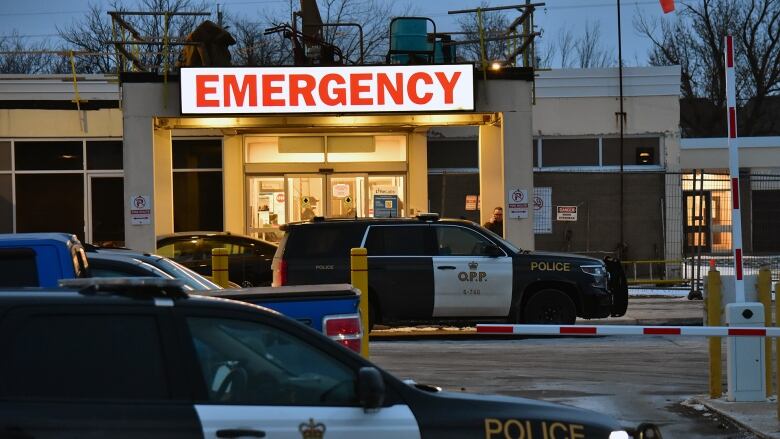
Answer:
[223, 135, 245, 233]
[123, 116, 172, 253]
[153, 128, 173, 238]
[407, 130, 428, 216]
[707, 267, 723, 398]
[479, 123, 503, 232]
[491, 111, 534, 249]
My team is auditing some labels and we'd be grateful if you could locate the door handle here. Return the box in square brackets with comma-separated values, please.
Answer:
[436, 266, 456, 270]
[216, 429, 266, 438]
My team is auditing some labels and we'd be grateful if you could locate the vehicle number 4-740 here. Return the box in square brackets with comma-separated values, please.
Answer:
[463, 289, 481, 295]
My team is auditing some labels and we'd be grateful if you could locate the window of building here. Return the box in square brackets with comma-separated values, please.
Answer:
[327, 135, 406, 162]
[0, 174, 11, 233]
[246, 137, 325, 163]
[87, 140, 123, 170]
[0, 141, 10, 170]
[602, 138, 660, 166]
[187, 317, 357, 406]
[15, 174, 85, 242]
[540, 138, 599, 167]
[4, 314, 170, 400]
[14, 141, 84, 170]
[173, 139, 223, 232]
[173, 139, 222, 169]
[173, 172, 223, 232]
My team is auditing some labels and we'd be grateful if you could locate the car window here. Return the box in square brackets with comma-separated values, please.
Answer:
[284, 225, 362, 259]
[3, 314, 170, 400]
[364, 225, 432, 256]
[435, 226, 496, 256]
[157, 239, 202, 262]
[89, 258, 175, 280]
[187, 317, 357, 406]
[153, 257, 221, 291]
[0, 248, 39, 287]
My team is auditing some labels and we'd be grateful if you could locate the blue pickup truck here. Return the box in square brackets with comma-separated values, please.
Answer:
[0, 233, 364, 352]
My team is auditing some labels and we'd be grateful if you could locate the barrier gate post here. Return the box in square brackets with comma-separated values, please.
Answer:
[707, 266, 722, 398]
[350, 247, 369, 359]
[757, 266, 772, 397]
[211, 248, 230, 288]
[776, 281, 780, 420]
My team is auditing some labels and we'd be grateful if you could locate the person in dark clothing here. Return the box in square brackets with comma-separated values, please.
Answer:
[483, 207, 503, 237]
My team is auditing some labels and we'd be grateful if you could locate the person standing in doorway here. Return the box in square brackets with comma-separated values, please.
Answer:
[483, 207, 503, 237]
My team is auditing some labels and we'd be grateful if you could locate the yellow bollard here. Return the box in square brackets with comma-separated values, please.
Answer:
[707, 265, 722, 399]
[757, 266, 772, 398]
[350, 247, 369, 359]
[211, 247, 230, 288]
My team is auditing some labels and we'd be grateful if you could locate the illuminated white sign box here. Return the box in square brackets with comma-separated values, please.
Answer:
[180, 65, 475, 115]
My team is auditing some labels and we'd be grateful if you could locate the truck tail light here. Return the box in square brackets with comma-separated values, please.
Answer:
[273, 259, 287, 286]
[323, 314, 362, 353]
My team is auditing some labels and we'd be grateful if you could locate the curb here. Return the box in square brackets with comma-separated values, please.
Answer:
[693, 396, 780, 439]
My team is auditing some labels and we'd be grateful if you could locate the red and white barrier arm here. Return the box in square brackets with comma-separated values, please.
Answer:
[725, 35, 746, 302]
[476, 324, 780, 337]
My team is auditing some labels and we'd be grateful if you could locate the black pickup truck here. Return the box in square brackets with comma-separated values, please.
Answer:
[272, 214, 628, 327]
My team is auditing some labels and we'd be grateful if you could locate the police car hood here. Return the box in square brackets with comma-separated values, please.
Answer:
[527, 251, 603, 265]
[408, 387, 622, 437]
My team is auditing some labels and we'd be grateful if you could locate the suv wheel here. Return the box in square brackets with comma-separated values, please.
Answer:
[520, 289, 576, 325]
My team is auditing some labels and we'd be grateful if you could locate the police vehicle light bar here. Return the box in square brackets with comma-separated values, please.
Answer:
[416, 213, 440, 221]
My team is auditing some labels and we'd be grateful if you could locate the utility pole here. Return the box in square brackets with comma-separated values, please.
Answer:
[616, 0, 625, 259]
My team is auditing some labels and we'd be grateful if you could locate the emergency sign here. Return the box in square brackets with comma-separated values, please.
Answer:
[180, 65, 474, 114]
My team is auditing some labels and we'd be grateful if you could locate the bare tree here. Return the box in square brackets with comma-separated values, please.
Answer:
[557, 28, 576, 68]
[635, 0, 780, 136]
[455, 2, 512, 64]
[0, 32, 60, 74]
[317, 0, 409, 64]
[574, 21, 613, 68]
[227, 15, 291, 66]
[57, 0, 210, 73]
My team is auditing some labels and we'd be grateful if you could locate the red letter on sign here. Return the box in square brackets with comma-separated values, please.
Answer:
[196, 75, 220, 107]
[262, 74, 285, 106]
[320, 74, 347, 106]
[223, 74, 257, 107]
[289, 74, 316, 106]
[435, 71, 461, 104]
[350, 73, 373, 105]
[407, 72, 433, 105]
[377, 73, 403, 105]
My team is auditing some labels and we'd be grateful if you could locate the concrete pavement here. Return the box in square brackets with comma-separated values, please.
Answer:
[370, 294, 780, 438]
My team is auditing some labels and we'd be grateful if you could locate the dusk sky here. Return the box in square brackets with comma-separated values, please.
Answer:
[0, 0, 676, 67]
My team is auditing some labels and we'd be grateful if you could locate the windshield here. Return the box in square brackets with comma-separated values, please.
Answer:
[153, 257, 222, 291]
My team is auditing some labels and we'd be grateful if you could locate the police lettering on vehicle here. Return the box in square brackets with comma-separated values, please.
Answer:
[458, 261, 488, 282]
[530, 261, 571, 272]
[485, 418, 586, 439]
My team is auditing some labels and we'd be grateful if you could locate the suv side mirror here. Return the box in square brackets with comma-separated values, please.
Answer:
[357, 366, 385, 410]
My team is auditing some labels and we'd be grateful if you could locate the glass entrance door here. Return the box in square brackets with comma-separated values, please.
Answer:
[88, 175, 124, 247]
[287, 175, 325, 222]
[326, 174, 366, 218]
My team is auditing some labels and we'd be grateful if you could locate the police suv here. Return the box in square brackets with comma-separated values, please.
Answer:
[0, 278, 655, 438]
[272, 215, 628, 327]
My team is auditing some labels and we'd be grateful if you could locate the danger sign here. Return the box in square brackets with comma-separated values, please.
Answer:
[556, 206, 578, 221]
[180, 65, 474, 114]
